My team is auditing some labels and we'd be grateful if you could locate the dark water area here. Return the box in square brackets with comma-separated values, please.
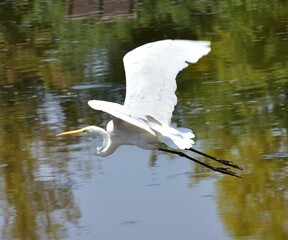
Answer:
[0, 1, 288, 239]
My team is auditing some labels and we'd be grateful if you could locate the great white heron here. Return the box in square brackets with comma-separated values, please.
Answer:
[57, 40, 242, 177]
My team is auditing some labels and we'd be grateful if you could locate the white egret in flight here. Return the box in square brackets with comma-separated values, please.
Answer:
[57, 40, 242, 177]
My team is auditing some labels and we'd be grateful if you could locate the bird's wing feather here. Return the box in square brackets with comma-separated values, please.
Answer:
[88, 100, 155, 135]
[123, 39, 210, 125]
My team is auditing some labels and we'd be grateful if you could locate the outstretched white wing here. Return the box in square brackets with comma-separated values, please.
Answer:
[87, 100, 155, 135]
[123, 39, 210, 125]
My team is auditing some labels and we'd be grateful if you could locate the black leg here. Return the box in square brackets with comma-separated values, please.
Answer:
[188, 148, 243, 170]
[159, 148, 241, 178]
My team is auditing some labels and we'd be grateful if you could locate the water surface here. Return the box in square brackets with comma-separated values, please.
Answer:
[0, 1, 288, 239]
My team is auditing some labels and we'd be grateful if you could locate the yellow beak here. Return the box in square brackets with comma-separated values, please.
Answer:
[56, 128, 86, 136]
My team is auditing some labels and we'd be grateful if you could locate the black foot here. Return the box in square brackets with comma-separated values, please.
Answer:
[214, 167, 241, 178]
[159, 148, 242, 178]
[216, 159, 243, 171]
[188, 148, 243, 171]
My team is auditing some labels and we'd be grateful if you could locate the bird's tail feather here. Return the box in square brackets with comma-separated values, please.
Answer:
[148, 121, 195, 150]
[159, 135, 194, 150]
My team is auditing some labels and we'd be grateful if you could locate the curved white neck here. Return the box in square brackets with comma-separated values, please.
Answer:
[87, 126, 119, 157]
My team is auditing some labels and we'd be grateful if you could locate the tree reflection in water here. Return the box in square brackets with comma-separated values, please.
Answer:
[0, 0, 287, 239]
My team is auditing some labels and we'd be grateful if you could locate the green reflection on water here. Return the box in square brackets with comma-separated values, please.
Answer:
[0, 0, 287, 239]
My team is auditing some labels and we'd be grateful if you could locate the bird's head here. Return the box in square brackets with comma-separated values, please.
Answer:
[57, 126, 111, 156]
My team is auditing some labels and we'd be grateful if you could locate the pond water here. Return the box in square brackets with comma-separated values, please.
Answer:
[0, 1, 288, 239]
